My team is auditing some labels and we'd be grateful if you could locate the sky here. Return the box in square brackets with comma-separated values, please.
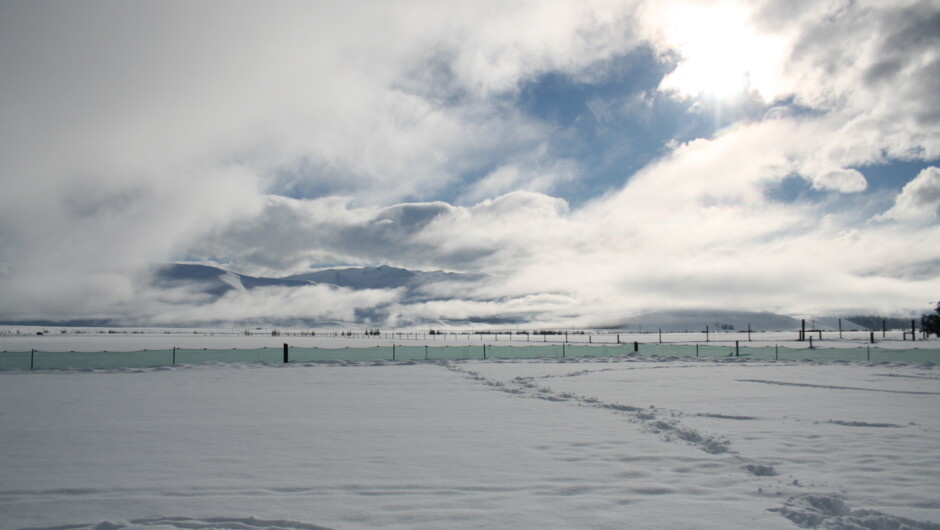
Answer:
[1, 0, 939, 327]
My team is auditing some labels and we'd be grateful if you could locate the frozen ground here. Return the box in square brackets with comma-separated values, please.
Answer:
[1, 355, 938, 530]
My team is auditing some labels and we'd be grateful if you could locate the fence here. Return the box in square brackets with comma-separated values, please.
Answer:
[2, 342, 939, 371]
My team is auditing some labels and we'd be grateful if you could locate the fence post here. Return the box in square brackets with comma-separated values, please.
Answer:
[912, 319, 916, 342]
[392, 344, 396, 361]
[696, 344, 699, 358]
[425, 345, 428, 360]
[283, 343, 289, 363]
[659, 329, 662, 343]
[633, 341, 638, 353]
[562, 343, 566, 358]
[173, 346, 176, 365]
[483, 344, 487, 360]
[775, 344, 778, 360]
[31, 349, 35, 370]
[735, 341, 739, 357]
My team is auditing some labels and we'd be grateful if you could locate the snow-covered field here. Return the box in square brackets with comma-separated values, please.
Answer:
[2, 350, 938, 529]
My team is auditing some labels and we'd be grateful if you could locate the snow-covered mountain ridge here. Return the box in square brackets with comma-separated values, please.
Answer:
[153, 263, 481, 297]
[147, 264, 866, 331]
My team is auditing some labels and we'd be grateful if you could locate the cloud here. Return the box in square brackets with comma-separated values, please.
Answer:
[458, 156, 580, 204]
[178, 141, 939, 325]
[642, 0, 940, 163]
[2, 0, 939, 325]
[182, 190, 572, 278]
[800, 166, 868, 193]
[142, 284, 400, 327]
[878, 167, 940, 221]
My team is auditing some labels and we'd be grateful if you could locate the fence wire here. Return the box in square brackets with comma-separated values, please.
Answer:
[2, 343, 938, 370]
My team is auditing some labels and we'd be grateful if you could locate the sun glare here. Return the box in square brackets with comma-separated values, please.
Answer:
[656, 2, 787, 101]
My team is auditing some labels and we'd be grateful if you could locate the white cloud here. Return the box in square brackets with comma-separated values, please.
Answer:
[2, 0, 939, 325]
[646, 0, 790, 100]
[878, 167, 940, 221]
[458, 156, 580, 204]
[801, 166, 868, 193]
[143, 285, 400, 327]
[644, 0, 940, 166]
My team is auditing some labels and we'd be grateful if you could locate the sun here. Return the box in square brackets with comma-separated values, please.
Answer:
[654, 2, 787, 101]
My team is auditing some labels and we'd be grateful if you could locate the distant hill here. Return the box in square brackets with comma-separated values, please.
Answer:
[844, 315, 919, 331]
[7, 264, 884, 329]
[606, 310, 864, 332]
[283, 265, 482, 292]
[152, 263, 482, 303]
[152, 263, 312, 298]
[617, 310, 800, 332]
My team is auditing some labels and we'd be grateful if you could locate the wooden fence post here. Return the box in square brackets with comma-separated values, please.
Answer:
[283, 343, 289, 363]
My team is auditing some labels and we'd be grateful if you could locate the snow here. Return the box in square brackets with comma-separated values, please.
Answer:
[1, 352, 938, 529]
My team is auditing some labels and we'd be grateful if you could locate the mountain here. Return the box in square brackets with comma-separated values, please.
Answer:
[612, 310, 802, 332]
[153, 263, 482, 302]
[283, 265, 482, 292]
[607, 310, 868, 332]
[9, 264, 876, 329]
[284, 265, 415, 289]
[842, 315, 919, 331]
[152, 263, 312, 297]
